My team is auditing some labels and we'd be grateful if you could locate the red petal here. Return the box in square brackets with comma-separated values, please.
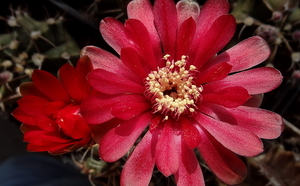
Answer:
[17, 95, 48, 116]
[194, 0, 230, 37]
[35, 116, 58, 132]
[176, 0, 200, 26]
[100, 112, 152, 162]
[232, 106, 284, 139]
[179, 117, 201, 149]
[197, 127, 247, 185]
[121, 48, 149, 79]
[32, 70, 70, 102]
[88, 69, 144, 94]
[176, 17, 196, 60]
[189, 0, 230, 63]
[48, 143, 77, 155]
[91, 118, 121, 143]
[81, 46, 124, 73]
[202, 86, 250, 108]
[54, 105, 83, 138]
[81, 46, 140, 83]
[174, 139, 205, 186]
[111, 94, 151, 120]
[124, 19, 158, 70]
[243, 94, 263, 107]
[70, 135, 92, 150]
[59, 63, 90, 103]
[204, 67, 283, 94]
[127, 0, 161, 60]
[76, 55, 93, 78]
[153, 0, 177, 57]
[44, 101, 66, 115]
[24, 131, 71, 144]
[70, 118, 91, 139]
[127, 0, 155, 35]
[194, 113, 264, 156]
[99, 17, 133, 54]
[12, 107, 35, 125]
[189, 15, 236, 67]
[201, 103, 284, 139]
[80, 92, 115, 124]
[149, 114, 163, 131]
[196, 62, 232, 85]
[20, 124, 40, 133]
[121, 130, 158, 186]
[155, 120, 179, 177]
[39, 134, 72, 143]
[25, 138, 75, 154]
[209, 36, 270, 73]
[26, 142, 57, 152]
[19, 82, 47, 98]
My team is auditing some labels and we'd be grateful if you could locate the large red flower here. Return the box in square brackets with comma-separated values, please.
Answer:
[12, 56, 94, 155]
[81, 0, 284, 185]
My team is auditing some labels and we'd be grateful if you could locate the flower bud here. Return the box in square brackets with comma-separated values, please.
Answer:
[265, 63, 274, 68]
[15, 86, 21, 96]
[275, 37, 282, 45]
[13, 57, 22, 64]
[14, 63, 24, 73]
[254, 25, 278, 44]
[32, 53, 45, 66]
[0, 71, 13, 83]
[292, 70, 300, 79]
[1, 60, 13, 68]
[61, 52, 70, 60]
[47, 18, 55, 25]
[7, 16, 18, 27]
[15, 10, 21, 16]
[283, 24, 292, 31]
[30, 30, 41, 40]
[272, 11, 282, 22]
[56, 16, 64, 23]
[291, 52, 300, 63]
[244, 16, 254, 26]
[9, 40, 19, 50]
[19, 52, 28, 60]
[24, 68, 34, 77]
[23, 12, 29, 17]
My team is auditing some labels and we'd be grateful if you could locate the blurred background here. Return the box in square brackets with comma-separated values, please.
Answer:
[0, 0, 300, 185]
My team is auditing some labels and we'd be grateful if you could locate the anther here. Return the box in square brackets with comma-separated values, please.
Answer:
[144, 55, 203, 120]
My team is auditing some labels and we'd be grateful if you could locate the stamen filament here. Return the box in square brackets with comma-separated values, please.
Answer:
[144, 55, 203, 120]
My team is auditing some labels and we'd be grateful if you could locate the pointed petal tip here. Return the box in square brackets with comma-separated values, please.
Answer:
[120, 131, 157, 186]
[197, 128, 247, 185]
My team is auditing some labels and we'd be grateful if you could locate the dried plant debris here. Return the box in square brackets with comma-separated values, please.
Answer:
[224, 145, 300, 186]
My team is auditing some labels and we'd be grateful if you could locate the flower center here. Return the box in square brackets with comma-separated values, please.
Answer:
[145, 55, 203, 120]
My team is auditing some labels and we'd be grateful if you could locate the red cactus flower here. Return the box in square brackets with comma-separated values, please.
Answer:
[81, 0, 284, 185]
[12, 56, 94, 155]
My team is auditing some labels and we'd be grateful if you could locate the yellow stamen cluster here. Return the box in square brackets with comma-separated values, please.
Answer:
[145, 55, 203, 120]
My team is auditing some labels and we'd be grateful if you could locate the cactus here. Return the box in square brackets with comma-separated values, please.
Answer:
[231, 0, 300, 68]
[0, 9, 80, 111]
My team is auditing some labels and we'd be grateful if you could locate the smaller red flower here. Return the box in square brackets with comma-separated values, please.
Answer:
[12, 56, 94, 155]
